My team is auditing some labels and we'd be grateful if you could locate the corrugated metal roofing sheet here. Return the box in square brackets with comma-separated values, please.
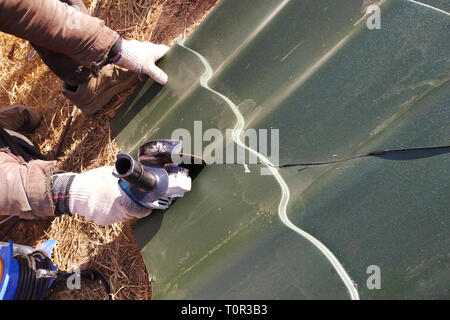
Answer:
[111, 0, 450, 299]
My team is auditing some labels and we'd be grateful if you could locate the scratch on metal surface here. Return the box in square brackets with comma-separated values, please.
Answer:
[177, 39, 360, 300]
[369, 95, 418, 137]
[256, 29, 357, 125]
[280, 40, 304, 62]
[214, 0, 291, 75]
[405, 255, 446, 281]
[172, 206, 262, 286]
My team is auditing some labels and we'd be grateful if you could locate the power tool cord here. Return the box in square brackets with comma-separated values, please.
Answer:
[13, 249, 111, 300]
[45, 268, 112, 300]
[0, 217, 20, 242]
[13, 250, 53, 300]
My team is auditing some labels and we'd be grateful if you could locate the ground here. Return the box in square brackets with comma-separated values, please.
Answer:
[0, 0, 220, 300]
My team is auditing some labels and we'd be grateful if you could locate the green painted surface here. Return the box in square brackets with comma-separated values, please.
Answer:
[111, 0, 450, 299]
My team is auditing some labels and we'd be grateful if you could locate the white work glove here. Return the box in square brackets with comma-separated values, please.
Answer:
[115, 39, 170, 85]
[66, 166, 152, 226]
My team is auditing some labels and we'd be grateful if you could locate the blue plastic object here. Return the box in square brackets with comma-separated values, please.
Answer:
[36, 240, 59, 258]
[0, 241, 20, 300]
[119, 179, 151, 208]
[0, 240, 58, 300]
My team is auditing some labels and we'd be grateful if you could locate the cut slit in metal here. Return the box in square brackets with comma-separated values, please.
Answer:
[271, 144, 450, 170]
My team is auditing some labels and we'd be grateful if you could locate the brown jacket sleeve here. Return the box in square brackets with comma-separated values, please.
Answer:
[0, 148, 56, 220]
[0, 0, 119, 68]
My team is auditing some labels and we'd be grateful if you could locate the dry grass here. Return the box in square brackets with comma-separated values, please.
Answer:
[0, 0, 219, 299]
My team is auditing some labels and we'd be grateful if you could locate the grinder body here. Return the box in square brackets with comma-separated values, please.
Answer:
[113, 140, 192, 210]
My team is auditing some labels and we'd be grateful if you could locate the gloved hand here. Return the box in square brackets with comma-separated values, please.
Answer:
[51, 166, 152, 226]
[115, 39, 170, 85]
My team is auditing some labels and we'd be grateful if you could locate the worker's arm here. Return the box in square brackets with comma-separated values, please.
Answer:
[0, 0, 117, 70]
[0, 0, 169, 84]
[0, 148, 152, 224]
[0, 148, 56, 220]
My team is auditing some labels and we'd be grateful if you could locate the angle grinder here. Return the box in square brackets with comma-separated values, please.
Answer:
[113, 139, 205, 210]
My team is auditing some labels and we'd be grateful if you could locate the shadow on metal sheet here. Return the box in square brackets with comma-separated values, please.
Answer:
[375, 146, 450, 161]
[112, 81, 165, 135]
[133, 210, 165, 249]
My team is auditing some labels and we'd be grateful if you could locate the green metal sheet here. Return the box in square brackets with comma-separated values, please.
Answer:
[111, 0, 450, 299]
